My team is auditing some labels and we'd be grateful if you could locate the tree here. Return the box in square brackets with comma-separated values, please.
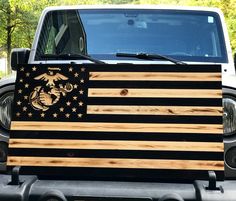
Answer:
[0, 0, 17, 74]
[0, 0, 55, 74]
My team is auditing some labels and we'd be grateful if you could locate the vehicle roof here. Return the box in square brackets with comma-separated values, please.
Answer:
[43, 5, 222, 14]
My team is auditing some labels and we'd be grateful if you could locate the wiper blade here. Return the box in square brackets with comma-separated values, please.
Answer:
[116, 52, 187, 65]
[40, 53, 106, 64]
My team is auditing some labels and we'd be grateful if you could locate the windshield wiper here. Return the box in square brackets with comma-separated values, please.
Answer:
[116, 52, 187, 65]
[40, 53, 106, 64]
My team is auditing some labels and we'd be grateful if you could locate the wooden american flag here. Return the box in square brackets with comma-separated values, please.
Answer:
[7, 64, 224, 181]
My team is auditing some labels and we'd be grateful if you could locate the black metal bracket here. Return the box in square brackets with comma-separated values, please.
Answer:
[10, 166, 21, 185]
[206, 171, 223, 192]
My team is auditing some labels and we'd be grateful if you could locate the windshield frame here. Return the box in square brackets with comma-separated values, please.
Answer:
[34, 8, 228, 63]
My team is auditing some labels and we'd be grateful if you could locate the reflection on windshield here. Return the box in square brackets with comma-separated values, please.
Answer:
[36, 9, 227, 63]
[36, 10, 87, 59]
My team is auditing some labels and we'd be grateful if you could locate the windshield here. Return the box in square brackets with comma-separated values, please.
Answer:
[35, 9, 228, 63]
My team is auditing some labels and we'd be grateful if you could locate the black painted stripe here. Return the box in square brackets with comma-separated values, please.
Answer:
[8, 149, 224, 161]
[88, 81, 222, 89]
[87, 98, 222, 106]
[9, 131, 223, 142]
[9, 166, 224, 181]
[84, 64, 222, 73]
[83, 115, 222, 124]
[18, 115, 222, 124]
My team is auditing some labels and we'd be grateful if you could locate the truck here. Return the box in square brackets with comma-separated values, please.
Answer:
[0, 5, 236, 201]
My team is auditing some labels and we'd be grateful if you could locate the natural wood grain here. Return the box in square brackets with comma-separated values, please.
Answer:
[88, 89, 222, 98]
[7, 156, 224, 170]
[89, 72, 221, 81]
[10, 121, 223, 134]
[9, 139, 224, 152]
[87, 105, 222, 116]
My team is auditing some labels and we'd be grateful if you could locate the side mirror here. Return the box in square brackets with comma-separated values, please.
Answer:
[10, 48, 30, 71]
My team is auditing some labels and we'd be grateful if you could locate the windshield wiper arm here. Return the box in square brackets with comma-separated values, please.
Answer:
[40, 53, 106, 64]
[116, 52, 187, 65]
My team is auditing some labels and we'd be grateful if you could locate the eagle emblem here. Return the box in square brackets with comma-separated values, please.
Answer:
[29, 67, 74, 111]
[34, 71, 68, 87]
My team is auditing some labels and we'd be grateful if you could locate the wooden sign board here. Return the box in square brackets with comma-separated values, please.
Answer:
[7, 64, 224, 181]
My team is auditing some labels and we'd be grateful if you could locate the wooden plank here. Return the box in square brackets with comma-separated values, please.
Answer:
[88, 89, 222, 98]
[89, 72, 221, 81]
[10, 122, 223, 134]
[87, 105, 222, 116]
[7, 156, 224, 170]
[9, 139, 223, 152]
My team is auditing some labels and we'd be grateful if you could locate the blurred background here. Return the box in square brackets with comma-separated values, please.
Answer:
[0, 0, 235, 76]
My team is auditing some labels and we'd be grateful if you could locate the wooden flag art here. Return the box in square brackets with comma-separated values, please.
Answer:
[7, 64, 224, 181]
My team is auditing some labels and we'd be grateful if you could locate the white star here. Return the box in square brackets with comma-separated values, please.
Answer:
[69, 67, 73, 72]
[32, 66, 37, 71]
[53, 113, 58, 118]
[77, 113, 83, 118]
[74, 72, 79, 77]
[40, 113, 45, 118]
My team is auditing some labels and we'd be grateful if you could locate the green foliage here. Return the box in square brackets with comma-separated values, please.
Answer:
[0, 0, 56, 73]
[0, 70, 6, 78]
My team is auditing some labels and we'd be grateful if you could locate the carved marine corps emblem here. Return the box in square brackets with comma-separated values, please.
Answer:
[29, 67, 74, 111]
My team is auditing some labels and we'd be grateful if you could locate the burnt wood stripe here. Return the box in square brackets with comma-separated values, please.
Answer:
[10, 122, 223, 134]
[8, 139, 223, 152]
[89, 72, 221, 81]
[7, 156, 224, 170]
[8, 149, 224, 161]
[87, 98, 223, 106]
[10, 131, 223, 142]
[88, 88, 222, 98]
[88, 81, 222, 89]
[87, 106, 222, 116]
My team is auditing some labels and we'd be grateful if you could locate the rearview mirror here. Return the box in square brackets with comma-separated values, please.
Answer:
[10, 48, 30, 71]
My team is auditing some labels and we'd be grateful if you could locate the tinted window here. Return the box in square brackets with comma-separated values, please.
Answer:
[36, 9, 227, 63]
